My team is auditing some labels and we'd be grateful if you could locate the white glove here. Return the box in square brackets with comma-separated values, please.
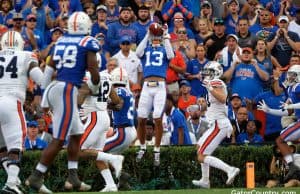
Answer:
[257, 100, 270, 113]
[202, 80, 213, 91]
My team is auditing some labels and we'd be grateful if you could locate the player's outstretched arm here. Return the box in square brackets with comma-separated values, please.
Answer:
[28, 61, 44, 86]
[42, 56, 55, 89]
[136, 31, 150, 58]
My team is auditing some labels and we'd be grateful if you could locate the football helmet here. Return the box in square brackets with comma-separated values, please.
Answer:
[202, 61, 223, 80]
[286, 65, 300, 86]
[68, 11, 92, 35]
[110, 67, 129, 86]
[0, 30, 24, 51]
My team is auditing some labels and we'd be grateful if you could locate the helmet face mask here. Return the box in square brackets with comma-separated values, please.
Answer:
[1, 31, 24, 51]
[286, 65, 300, 86]
[202, 61, 223, 81]
[68, 11, 92, 35]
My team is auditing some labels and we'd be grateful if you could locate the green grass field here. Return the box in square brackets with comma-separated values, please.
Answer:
[56, 187, 300, 194]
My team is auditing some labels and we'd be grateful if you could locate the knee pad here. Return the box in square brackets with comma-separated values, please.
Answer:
[7, 149, 22, 167]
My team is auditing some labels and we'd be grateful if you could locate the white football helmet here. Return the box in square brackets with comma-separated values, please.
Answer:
[68, 11, 92, 35]
[110, 67, 129, 86]
[286, 65, 300, 86]
[202, 61, 223, 80]
[0, 30, 24, 51]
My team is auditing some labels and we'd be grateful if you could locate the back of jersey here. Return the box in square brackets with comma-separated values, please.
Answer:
[53, 35, 101, 87]
[0, 49, 37, 103]
[113, 87, 134, 127]
[82, 71, 112, 112]
[141, 46, 169, 79]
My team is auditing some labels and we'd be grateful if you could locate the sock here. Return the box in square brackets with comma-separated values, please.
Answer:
[204, 156, 230, 173]
[201, 163, 210, 183]
[101, 169, 115, 186]
[140, 144, 146, 150]
[284, 154, 293, 164]
[68, 161, 78, 169]
[6, 165, 20, 187]
[154, 146, 160, 153]
[36, 162, 47, 173]
[96, 152, 114, 163]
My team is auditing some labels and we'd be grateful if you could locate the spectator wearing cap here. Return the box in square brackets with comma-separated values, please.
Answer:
[132, 5, 152, 45]
[186, 44, 208, 98]
[11, 13, 38, 52]
[267, 15, 300, 68]
[222, 0, 242, 34]
[236, 119, 264, 145]
[0, 0, 14, 27]
[229, 106, 250, 143]
[24, 121, 48, 150]
[236, 17, 257, 48]
[249, 9, 278, 41]
[107, 6, 138, 55]
[91, 5, 108, 39]
[204, 18, 227, 60]
[22, 0, 56, 36]
[40, 27, 64, 60]
[25, 14, 45, 52]
[253, 79, 286, 142]
[95, 32, 109, 70]
[106, 0, 120, 24]
[223, 47, 269, 100]
[112, 35, 142, 89]
[217, 34, 242, 73]
[288, 8, 300, 38]
[169, 12, 196, 48]
[165, 94, 192, 145]
[162, 0, 193, 29]
[56, 13, 68, 32]
[177, 80, 197, 118]
[228, 93, 255, 121]
[200, 1, 213, 20]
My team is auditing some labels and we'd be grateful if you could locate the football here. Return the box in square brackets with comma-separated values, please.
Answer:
[149, 22, 164, 36]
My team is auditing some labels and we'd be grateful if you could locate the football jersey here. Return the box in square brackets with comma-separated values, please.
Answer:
[205, 79, 228, 121]
[53, 35, 101, 87]
[141, 46, 169, 79]
[0, 49, 38, 103]
[82, 71, 112, 113]
[287, 83, 300, 118]
[113, 87, 134, 127]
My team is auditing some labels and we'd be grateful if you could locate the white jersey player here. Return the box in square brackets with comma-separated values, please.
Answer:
[79, 71, 124, 192]
[0, 30, 44, 194]
[192, 61, 240, 189]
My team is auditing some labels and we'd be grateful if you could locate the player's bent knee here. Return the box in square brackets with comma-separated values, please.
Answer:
[198, 154, 206, 163]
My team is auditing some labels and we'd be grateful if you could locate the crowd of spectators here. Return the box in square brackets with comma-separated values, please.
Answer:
[2, 0, 300, 149]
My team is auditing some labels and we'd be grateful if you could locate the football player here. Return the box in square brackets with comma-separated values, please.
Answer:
[192, 61, 240, 188]
[135, 22, 174, 166]
[103, 67, 137, 154]
[258, 65, 300, 182]
[0, 30, 44, 194]
[26, 12, 100, 194]
[79, 70, 124, 192]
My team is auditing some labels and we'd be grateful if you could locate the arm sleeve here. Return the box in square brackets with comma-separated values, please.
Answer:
[136, 32, 149, 58]
[42, 65, 55, 89]
[267, 108, 289, 116]
[29, 67, 44, 86]
[164, 38, 174, 60]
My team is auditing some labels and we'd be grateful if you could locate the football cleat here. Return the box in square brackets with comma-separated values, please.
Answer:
[1, 185, 23, 194]
[100, 184, 118, 192]
[226, 167, 240, 185]
[192, 179, 210, 189]
[64, 181, 91, 191]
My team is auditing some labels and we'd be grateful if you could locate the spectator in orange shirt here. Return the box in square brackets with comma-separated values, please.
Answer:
[178, 80, 197, 117]
[166, 50, 186, 94]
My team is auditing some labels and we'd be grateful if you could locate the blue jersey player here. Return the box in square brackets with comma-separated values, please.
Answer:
[258, 65, 300, 182]
[103, 67, 137, 154]
[135, 23, 174, 166]
[26, 12, 100, 194]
